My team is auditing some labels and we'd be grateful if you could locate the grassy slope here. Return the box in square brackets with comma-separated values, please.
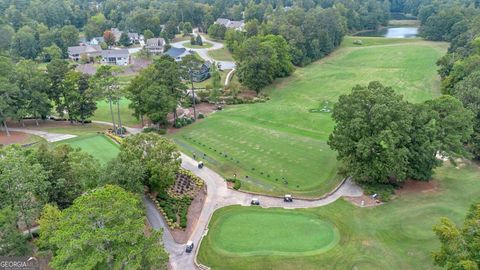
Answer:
[207, 47, 234, 61]
[171, 37, 448, 198]
[93, 98, 141, 127]
[198, 163, 480, 270]
[58, 134, 119, 164]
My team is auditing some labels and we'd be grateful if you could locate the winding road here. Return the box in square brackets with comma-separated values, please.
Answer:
[10, 124, 364, 270]
[170, 32, 236, 70]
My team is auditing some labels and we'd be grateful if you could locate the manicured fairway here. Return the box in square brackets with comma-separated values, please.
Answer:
[206, 207, 339, 255]
[172, 37, 448, 197]
[198, 163, 480, 269]
[60, 134, 119, 163]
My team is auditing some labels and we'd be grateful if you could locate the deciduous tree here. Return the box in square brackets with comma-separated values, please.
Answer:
[40, 185, 168, 270]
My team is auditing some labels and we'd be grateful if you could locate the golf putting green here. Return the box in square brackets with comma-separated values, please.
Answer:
[206, 206, 340, 256]
[59, 134, 119, 164]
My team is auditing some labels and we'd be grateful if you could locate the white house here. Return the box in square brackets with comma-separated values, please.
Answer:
[145, 38, 166, 54]
[101, 49, 130, 66]
[67, 45, 102, 61]
[215, 18, 245, 31]
[89, 37, 104, 45]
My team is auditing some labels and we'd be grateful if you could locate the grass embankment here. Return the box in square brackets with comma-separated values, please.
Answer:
[198, 163, 479, 269]
[171, 36, 448, 198]
[93, 98, 140, 127]
[58, 134, 119, 164]
[207, 47, 234, 61]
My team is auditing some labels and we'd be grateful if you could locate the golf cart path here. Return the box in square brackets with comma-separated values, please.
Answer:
[7, 128, 77, 142]
[146, 152, 363, 270]
[17, 123, 363, 270]
[170, 31, 236, 70]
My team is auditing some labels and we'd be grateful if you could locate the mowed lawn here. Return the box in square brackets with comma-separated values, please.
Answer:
[207, 47, 234, 61]
[198, 163, 480, 269]
[172, 37, 448, 198]
[93, 98, 141, 127]
[59, 134, 119, 164]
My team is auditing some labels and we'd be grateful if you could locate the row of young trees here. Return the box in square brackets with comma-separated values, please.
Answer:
[1, 132, 180, 268]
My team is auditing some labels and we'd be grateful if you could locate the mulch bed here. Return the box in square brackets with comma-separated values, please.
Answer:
[0, 131, 29, 145]
[170, 188, 206, 243]
[394, 179, 440, 196]
[345, 195, 381, 207]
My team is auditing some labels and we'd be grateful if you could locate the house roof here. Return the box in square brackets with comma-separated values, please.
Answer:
[146, 38, 165, 47]
[128, 33, 139, 39]
[68, 45, 102, 55]
[215, 18, 244, 29]
[101, 49, 129, 58]
[165, 47, 188, 58]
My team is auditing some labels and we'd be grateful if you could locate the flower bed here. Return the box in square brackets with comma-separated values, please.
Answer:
[152, 169, 204, 229]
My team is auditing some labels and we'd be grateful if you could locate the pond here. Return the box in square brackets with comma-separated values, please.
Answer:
[355, 27, 418, 38]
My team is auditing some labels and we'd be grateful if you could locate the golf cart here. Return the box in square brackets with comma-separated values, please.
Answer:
[197, 161, 204, 169]
[284, 194, 293, 202]
[185, 241, 194, 253]
[251, 198, 260, 205]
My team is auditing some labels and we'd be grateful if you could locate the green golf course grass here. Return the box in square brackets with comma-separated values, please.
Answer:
[171, 37, 448, 198]
[93, 98, 141, 127]
[59, 134, 119, 164]
[205, 206, 340, 256]
[198, 163, 480, 269]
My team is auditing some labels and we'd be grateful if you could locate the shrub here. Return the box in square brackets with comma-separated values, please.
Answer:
[198, 113, 205, 119]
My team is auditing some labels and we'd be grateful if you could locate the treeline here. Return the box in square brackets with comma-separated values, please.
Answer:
[0, 57, 124, 134]
[408, 0, 480, 159]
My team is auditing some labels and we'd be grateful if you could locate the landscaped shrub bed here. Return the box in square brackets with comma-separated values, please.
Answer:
[175, 117, 196, 128]
[226, 178, 241, 190]
[154, 169, 204, 229]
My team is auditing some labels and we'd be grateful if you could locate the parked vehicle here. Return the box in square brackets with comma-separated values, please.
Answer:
[198, 161, 204, 169]
[251, 198, 260, 205]
[186, 241, 194, 253]
[284, 194, 293, 202]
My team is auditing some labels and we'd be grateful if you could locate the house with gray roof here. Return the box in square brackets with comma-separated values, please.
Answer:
[165, 47, 192, 61]
[214, 18, 245, 31]
[101, 49, 130, 66]
[67, 45, 102, 61]
[145, 38, 166, 54]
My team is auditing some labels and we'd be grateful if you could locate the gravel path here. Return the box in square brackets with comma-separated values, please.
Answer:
[170, 32, 236, 70]
[8, 128, 77, 142]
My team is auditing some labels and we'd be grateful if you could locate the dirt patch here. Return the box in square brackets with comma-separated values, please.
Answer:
[237, 90, 257, 99]
[345, 194, 381, 207]
[394, 179, 440, 196]
[170, 187, 206, 243]
[0, 131, 29, 145]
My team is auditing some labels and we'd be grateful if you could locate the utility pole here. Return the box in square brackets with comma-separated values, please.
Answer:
[189, 68, 197, 120]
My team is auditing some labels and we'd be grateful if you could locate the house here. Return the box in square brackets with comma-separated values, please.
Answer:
[164, 47, 191, 61]
[111, 28, 123, 42]
[145, 38, 166, 54]
[101, 49, 130, 65]
[215, 18, 245, 31]
[128, 33, 143, 44]
[191, 61, 212, 82]
[89, 37, 104, 45]
[67, 45, 102, 61]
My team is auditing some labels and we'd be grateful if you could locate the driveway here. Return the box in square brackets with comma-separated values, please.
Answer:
[170, 33, 236, 70]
